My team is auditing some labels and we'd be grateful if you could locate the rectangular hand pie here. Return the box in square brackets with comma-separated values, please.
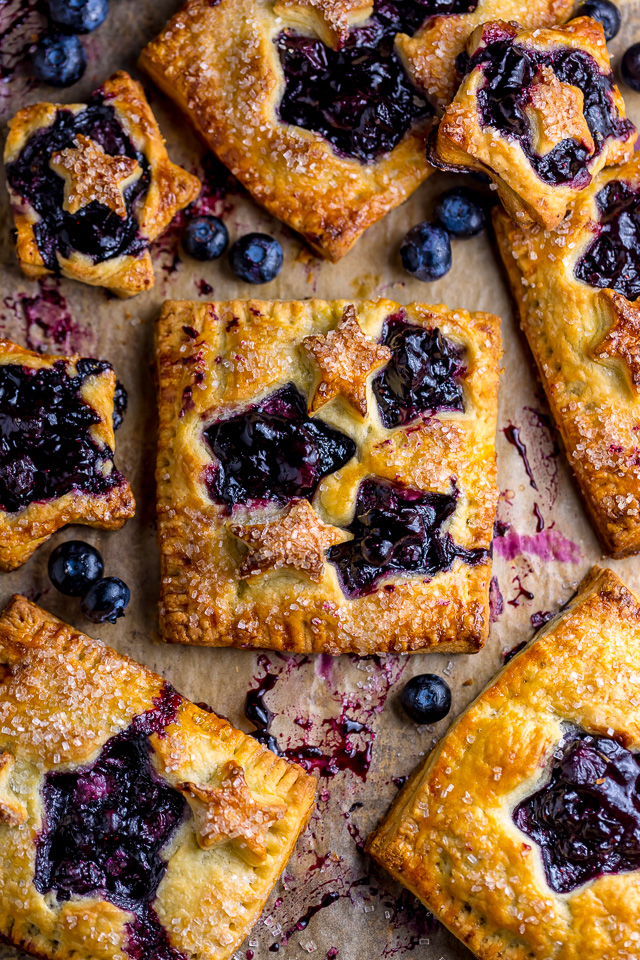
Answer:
[367, 566, 640, 960]
[139, 0, 570, 260]
[155, 297, 501, 654]
[0, 339, 135, 571]
[0, 595, 315, 960]
[494, 154, 640, 557]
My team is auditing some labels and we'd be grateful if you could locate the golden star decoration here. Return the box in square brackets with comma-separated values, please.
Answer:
[525, 66, 594, 157]
[593, 292, 640, 390]
[178, 761, 286, 862]
[274, 0, 372, 48]
[0, 753, 26, 827]
[230, 498, 349, 582]
[50, 134, 141, 219]
[303, 304, 391, 418]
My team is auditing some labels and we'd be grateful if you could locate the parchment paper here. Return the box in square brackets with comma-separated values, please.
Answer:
[1, 2, 640, 958]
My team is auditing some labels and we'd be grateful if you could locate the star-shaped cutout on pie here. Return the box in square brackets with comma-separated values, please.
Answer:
[0, 753, 26, 827]
[50, 134, 142, 219]
[593, 291, 640, 390]
[178, 761, 286, 863]
[525, 66, 594, 157]
[274, 0, 372, 48]
[303, 304, 391, 418]
[230, 498, 349, 582]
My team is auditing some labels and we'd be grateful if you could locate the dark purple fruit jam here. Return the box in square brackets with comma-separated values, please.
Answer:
[574, 179, 640, 298]
[276, 0, 479, 162]
[470, 37, 634, 185]
[34, 686, 187, 960]
[513, 731, 640, 893]
[327, 478, 487, 597]
[6, 98, 150, 272]
[0, 358, 125, 513]
[373, 317, 464, 428]
[204, 383, 356, 509]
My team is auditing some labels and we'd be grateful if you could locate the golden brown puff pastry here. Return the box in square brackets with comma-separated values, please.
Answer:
[4, 71, 201, 298]
[0, 339, 135, 572]
[429, 18, 636, 230]
[493, 154, 640, 558]
[155, 297, 501, 655]
[0, 595, 316, 960]
[367, 565, 640, 960]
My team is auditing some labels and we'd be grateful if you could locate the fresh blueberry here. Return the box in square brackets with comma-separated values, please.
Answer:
[435, 187, 486, 238]
[48, 540, 104, 597]
[575, 0, 621, 41]
[182, 216, 229, 261]
[229, 233, 283, 284]
[81, 577, 130, 623]
[49, 0, 109, 34]
[401, 674, 452, 724]
[31, 33, 86, 87]
[622, 42, 640, 92]
[400, 223, 452, 282]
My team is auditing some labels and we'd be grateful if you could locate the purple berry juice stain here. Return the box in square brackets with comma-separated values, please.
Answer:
[493, 528, 582, 564]
[503, 423, 538, 490]
[1, 279, 92, 354]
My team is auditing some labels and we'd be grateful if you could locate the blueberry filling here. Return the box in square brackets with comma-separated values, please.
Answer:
[373, 317, 464, 428]
[34, 686, 188, 960]
[204, 383, 356, 509]
[6, 99, 150, 272]
[276, 0, 480, 162]
[0, 358, 125, 513]
[327, 478, 487, 597]
[513, 731, 640, 893]
[469, 38, 634, 186]
[574, 179, 640, 298]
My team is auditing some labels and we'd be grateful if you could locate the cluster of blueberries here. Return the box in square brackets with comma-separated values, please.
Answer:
[32, 0, 109, 88]
[48, 539, 130, 624]
[182, 216, 284, 284]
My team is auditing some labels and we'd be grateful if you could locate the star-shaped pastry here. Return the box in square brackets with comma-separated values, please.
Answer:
[230, 498, 348, 582]
[303, 304, 391, 418]
[178, 761, 286, 862]
[274, 0, 372, 48]
[526, 66, 594, 157]
[0, 753, 26, 827]
[50, 134, 141, 219]
[593, 292, 640, 390]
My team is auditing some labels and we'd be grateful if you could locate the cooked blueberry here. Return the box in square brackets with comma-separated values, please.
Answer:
[401, 674, 452, 724]
[435, 188, 486, 238]
[622, 42, 640, 92]
[575, 0, 621, 41]
[48, 540, 104, 597]
[574, 179, 640, 298]
[49, 0, 109, 34]
[229, 233, 283, 284]
[182, 216, 229, 261]
[112, 380, 127, 431]
[31, 33, 86, 87]
[400, 223, 451, 282]
[81, 577, 130, 623]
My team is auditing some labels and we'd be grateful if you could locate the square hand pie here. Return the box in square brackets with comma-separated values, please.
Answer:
[367, 566, 640, 960]
[139, 0, 568, 260]
[494, 154, 640, 558]
[156, 297, 501, 655]
[430, 17, 635, 229]
[4, 71, 201, 298]
[0, 595, 315, 960]
[0, 339, 135, 572]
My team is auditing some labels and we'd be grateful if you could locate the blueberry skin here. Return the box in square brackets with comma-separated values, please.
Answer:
[622, 42, 640, 92]
[81, 577, 130, 624]
[575, 0, 621, 41]
[31, 34, 86, 87]
[182, 216, 229, 261]
[48, 540, 104, 597]
[400, 223, 452, 282]
[229, 233, 283, 284]
[49, 0, 109, 34]
[401, 674, 452, 724]
[435, 188, 486, 239]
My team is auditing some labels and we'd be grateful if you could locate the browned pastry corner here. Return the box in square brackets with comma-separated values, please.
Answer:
[431, 17, 635, 229]
[367, 566, 640, 960]
[0, 595, 316, 960]
[493, 153, 640, 557]
[4, 71, 200, 297]
[155, 297, 501, 655]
